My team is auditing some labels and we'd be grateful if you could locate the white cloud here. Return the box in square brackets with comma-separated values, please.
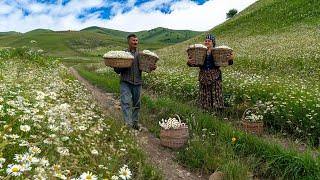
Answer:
[0, 0, 257, 33]
[105, 0, 257, 32]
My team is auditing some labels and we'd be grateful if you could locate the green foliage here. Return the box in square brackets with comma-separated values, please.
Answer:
[226, 9, 238, 19]
[76, 65, 320, 179]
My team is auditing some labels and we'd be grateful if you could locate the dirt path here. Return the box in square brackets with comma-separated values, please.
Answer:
[69, 67, 207, 180]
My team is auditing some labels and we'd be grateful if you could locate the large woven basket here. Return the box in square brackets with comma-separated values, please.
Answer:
[186, 47, 207, 66]
[104, 58, 133, 68]
[160, 127, 189, 149]
[241, 108, 263, 135]
[212, 48, 234, 67]
[139, 53, 159, 72]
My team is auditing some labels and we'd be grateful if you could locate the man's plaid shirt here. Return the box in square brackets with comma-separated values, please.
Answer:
[114, 49, 142, 85]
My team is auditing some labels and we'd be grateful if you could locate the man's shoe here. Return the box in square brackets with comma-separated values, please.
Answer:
[132, 124, 140, 131]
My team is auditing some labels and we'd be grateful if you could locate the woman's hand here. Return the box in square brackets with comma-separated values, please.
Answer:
[226, 52, 234, 60]
[150, 64, 157, 71]
[187, 56, 196, 66]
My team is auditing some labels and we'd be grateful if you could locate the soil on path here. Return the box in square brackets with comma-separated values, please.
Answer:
[69, 67, 207, 180]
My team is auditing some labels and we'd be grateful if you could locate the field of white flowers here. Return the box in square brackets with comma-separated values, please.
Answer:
[0, 48, 161, 179]
[143, 25, 320, 144]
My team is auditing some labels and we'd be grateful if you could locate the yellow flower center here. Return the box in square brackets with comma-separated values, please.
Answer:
[12, 167, 19, 172]
[86, 175, 92, 180]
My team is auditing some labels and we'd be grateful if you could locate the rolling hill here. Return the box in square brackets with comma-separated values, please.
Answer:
[0, 26, 202, 58]
[156, 0, 320, 78]
[0, 31, 20, 36]
[81, 26, 202, 44]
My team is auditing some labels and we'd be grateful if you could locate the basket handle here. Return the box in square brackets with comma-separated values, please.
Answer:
[242, 107, 257, 121]
[175, 114, 181, 122]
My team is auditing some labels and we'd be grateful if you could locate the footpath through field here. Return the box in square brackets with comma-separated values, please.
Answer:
[69, 67, 208, 180]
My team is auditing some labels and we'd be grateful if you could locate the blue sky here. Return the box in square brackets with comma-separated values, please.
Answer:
[0, 0, 257, 32]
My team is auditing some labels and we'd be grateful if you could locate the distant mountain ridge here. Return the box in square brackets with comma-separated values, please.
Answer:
[0, 26, 202, 57]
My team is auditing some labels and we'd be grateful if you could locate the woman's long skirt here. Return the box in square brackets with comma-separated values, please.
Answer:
[198, 69, 224, 110]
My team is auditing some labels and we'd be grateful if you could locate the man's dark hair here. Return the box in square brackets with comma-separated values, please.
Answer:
[127, 33, 137, 40]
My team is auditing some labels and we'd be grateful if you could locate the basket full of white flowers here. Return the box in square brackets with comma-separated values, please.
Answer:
[159, 115, 189, 149]
[103, 51, 134, 68]
[139, 50, 159, 72]
[241, 108, 264, 135]
[212, 45, 234, 67]
[186, 44, 207, 66]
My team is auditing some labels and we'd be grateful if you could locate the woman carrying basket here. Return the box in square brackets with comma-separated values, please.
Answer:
[187, 34, 233, 111]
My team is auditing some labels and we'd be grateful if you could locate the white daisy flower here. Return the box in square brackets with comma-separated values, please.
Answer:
[20, 125, 31, 132]
[112, 175, 120, 180]
[80, 171, 97, 180]
[40, 158, 50, 167]
[21, 162, 32, 171]
[14, 154, 24, 162]
[57, 147, 70, 156]
[29, 146, 41, 154]
[119, 165, 132, 180]
[90, 149, 99, 155]
[54, 172, 67, 180]
[6, 164, 23, 176]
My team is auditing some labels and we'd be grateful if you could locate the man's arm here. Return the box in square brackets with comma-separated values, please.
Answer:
[114, 68, 127, 74]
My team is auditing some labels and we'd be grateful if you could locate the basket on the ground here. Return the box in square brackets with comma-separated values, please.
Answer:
[241, 108, 264, 135]
[160, 127, 189, 149]
[139, 51, 159, 72]
[212, 46, 234, 67]
[103, 51, 134, 68]
[186, 44, 207, 66]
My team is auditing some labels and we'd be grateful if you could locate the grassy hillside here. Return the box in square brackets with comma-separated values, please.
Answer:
[136, 27, 201, 44]
[0, 31, 20, 36]
[0, 27, 202, 58]
[80, 26, 128, 39]
[81, 26, 202, 44]
[143, 0, 320, 144]
[156, 0, 320, 77]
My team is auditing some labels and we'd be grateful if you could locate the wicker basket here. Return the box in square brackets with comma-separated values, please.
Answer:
[139, 53, 159, 72]
[160, 127, 189, 149]
[104, 58, 133, 68]
[241, 108, 263, 135]
[186, 47, 207, 66]
[212, 48, 234, 67]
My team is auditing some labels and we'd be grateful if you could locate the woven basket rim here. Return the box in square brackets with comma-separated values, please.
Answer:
[103, 57, 134, 60]
[139, 52, 159, 57]
[160, 126, 189, 130]
[186, 47, 207, 52]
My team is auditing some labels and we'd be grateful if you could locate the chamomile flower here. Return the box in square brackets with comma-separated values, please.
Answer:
[91, 149, 99, 155]
[29, 146, 41, 154]
[80, 171, 97, 180]
[14, 154, 25, 162]
[119, 165, 132, 180]
[111, 175, 120, 180]
[6, 164, 23, 176]
[20, 124, 31, 132]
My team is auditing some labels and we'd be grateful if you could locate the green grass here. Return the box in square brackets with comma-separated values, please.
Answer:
[75, 64, 120, 95]
[75, 64, 320, 179]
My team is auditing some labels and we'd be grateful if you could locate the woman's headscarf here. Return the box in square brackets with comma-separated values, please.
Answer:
[205, 34, 216, 47]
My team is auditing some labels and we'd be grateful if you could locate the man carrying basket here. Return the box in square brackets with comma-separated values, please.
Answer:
[114, 34, 157, 130]
[187, 34, 233, 111]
